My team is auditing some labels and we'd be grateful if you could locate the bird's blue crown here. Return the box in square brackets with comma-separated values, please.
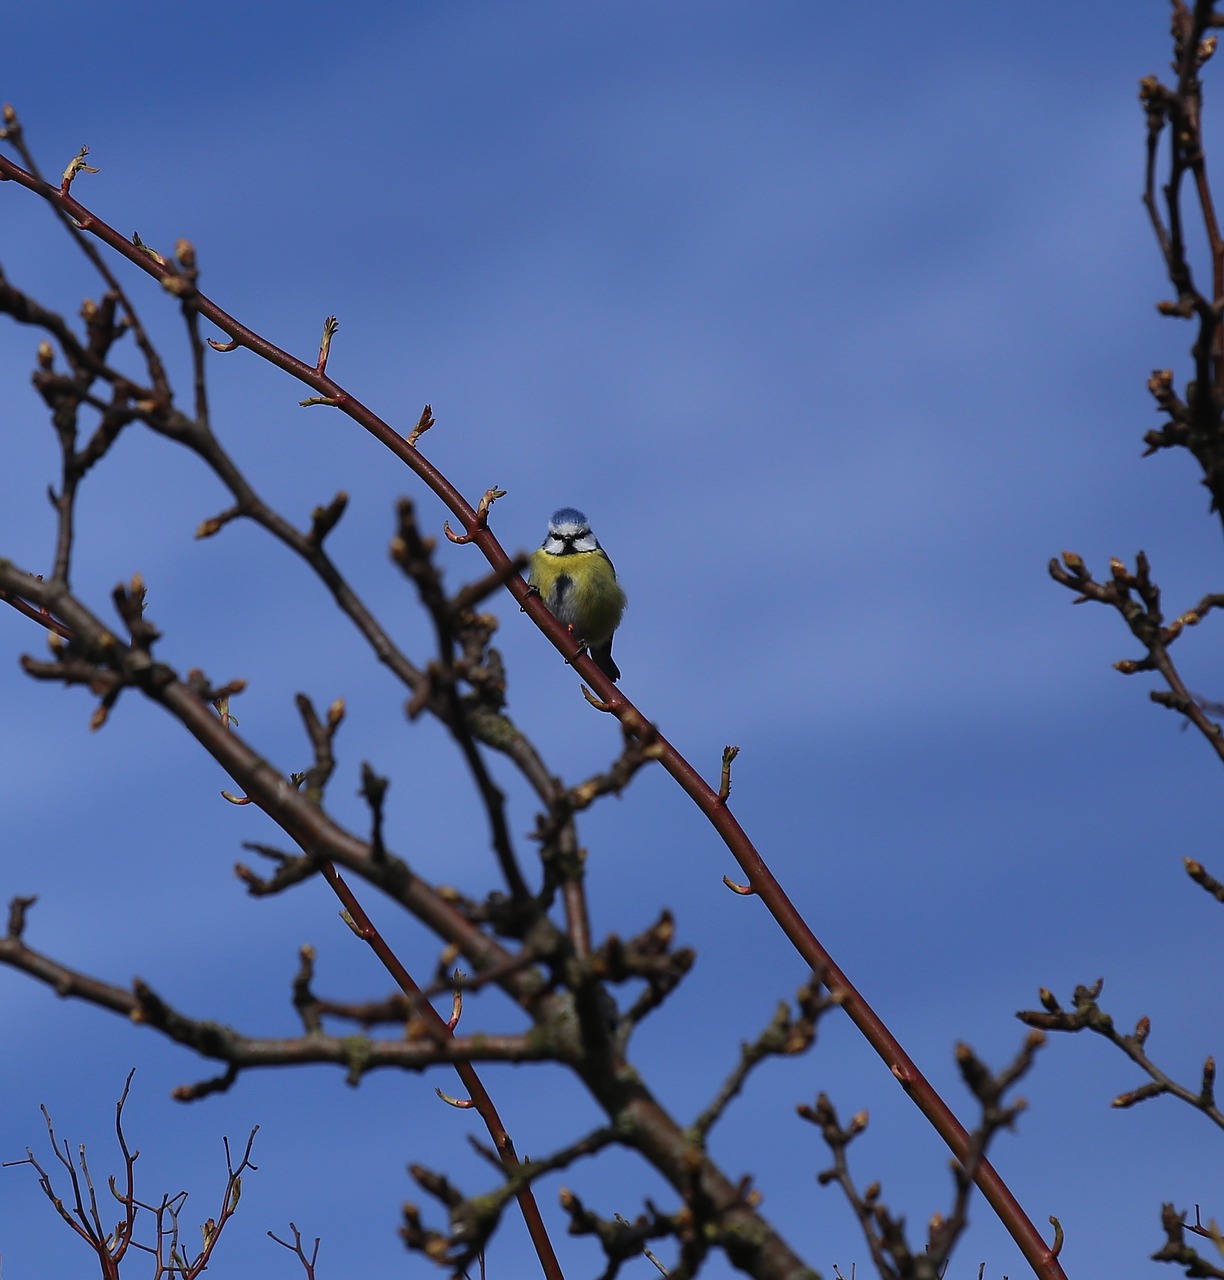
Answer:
[549, 507, 589, 532]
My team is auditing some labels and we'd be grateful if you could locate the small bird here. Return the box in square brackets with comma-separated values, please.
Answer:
[528, 507, 627, 681]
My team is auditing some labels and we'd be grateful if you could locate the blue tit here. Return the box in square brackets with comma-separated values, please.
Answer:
[527, 507, 627, 681]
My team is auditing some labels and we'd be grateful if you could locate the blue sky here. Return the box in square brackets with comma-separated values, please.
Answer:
[3, 4, 1222, 1278]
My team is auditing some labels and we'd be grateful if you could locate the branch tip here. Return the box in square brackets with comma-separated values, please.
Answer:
[406, 404, 435, 447]
[435, 1087, 474, 1109]
[444, 487, 505, 544]
[580, 684, 615, 711]
[60, 145, 99, 195]
[1048, 1215, 1064, 1258]
[316, 315, 339, 374]
[131, 231, 164, 266]
[717, 744, 739, 803]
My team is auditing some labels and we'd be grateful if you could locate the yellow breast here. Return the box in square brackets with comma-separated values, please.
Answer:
[528, 547, 626, 646]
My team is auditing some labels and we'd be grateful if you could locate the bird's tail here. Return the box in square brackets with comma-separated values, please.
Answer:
[590, 639, 620, 682]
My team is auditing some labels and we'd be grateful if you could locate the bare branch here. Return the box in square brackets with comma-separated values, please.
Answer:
[1019, 978, 1224, 1129]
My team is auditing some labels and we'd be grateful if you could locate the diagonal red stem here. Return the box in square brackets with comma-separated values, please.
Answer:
[319, 862, 563, 1279]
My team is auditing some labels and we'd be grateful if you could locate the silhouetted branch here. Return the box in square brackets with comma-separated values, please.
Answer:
[0, 897, 545, 1086]
[806, 1033, 1047, 1280]
[4, 1072, 259, 1279]
[587, 910, 696, 1029]
[559, 1188, 691, 1280]
[268, 1222, 322, 1278]
[1049, 549, 1224, 763]
[403, 1126, 618, 1274]
[1152, 1201, 1224, 1278]
[693, 978, 831, 1144]
[1019, 978, 1224, 1130]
